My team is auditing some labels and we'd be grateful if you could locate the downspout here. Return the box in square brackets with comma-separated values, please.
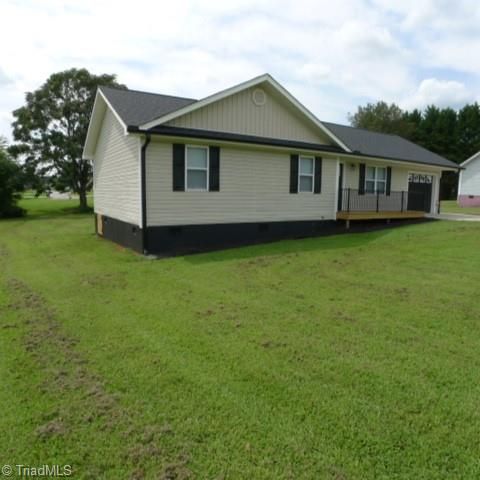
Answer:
[140, 133, 151, 254]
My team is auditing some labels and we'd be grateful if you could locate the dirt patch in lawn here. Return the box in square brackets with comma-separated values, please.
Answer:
[80, 272, 128, 290]
[260, 339, 288, 349]
[35, 418, 68, 439]
[5, 278, 192, 478]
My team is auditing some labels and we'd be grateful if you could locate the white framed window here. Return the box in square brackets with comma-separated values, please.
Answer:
[365, 166, 386, 194]
[186, 145, 209, 191]
[298, 156, 314, 193]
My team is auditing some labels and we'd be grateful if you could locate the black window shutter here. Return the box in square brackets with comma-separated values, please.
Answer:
[290, 154, 299, 193]
[386, 166, 392, 196]
[209, 146, 220, 191]
[314, 157, 322, 194]
[358, 163, 366, 195]
[172, 144, 185, 191]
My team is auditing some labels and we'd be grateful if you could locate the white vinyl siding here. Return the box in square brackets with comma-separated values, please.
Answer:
[146, 140, 336, 226]
[165, 86, 333, 145]
[459, 155, 480, 195]
[93, 108, 140, 225]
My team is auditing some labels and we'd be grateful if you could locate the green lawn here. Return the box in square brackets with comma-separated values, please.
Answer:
[18, 196, 93, 216]
[1, 199, 480, 479]
[441, 200, 480, 215]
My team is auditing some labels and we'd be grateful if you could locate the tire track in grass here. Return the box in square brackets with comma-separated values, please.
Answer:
[4, 277, 192, 480]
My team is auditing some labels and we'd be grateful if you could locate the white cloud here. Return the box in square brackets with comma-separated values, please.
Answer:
[0, 0, 479, 142]
[372, 0, 480, 31]
[297, 63, 332, 84]
[335, 20, 401, 59]
[401, 78, 475, 110]
[0, 68, 12, 86]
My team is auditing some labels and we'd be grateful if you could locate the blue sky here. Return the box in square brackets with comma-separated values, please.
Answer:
[1, 0, 480, 141]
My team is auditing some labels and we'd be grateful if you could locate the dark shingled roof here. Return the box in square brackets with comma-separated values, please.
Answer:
[99, 86, 197, 127]
[322, 121, 458, 169]
[99, 86, 458, 170]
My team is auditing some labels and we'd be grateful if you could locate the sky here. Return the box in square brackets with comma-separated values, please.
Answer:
[1, 0, 480, 141]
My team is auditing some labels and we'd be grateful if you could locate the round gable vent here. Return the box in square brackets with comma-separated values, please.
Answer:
[252, 88, 266, 106]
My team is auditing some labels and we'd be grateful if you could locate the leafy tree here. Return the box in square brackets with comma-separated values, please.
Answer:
[348, 101, 414, 138]
[420, 107, 457, 164]
[402, 109, 423, 144]
[0, 137, 24, 218]
[436, 107, 458, 162]
[457, 103, 480, 160]
[420, 106, 443, 153]
[10, 68, 126, 211]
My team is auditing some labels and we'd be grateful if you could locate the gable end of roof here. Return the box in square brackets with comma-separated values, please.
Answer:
[460, 151, 480, 167]
[138, 74, 352, 152]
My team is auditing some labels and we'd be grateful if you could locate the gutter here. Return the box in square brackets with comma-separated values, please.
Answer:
[128, 125, 344, 154]
[140, 133, 151, 254]
[128, 125, 461, 172]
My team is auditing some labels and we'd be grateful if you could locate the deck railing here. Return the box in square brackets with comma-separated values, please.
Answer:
[338, 188, 426, 213]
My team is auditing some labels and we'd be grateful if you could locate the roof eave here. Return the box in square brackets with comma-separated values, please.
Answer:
[128, 125, 344, 154]
[82, 89, 104, 160]
[129, 125, 460, 170]
[460, 151, 480, 167]
[83, 88, 128, 160]
[338, 152, 459, 171]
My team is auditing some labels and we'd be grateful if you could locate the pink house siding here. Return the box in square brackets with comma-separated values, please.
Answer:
[458, 195, 480, 207]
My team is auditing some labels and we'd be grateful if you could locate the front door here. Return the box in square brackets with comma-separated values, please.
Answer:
[337, 163, 344, 211]
[407, 174, 432, 212]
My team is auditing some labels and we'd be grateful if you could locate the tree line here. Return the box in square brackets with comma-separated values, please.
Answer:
[349, 102, 480, 198]
[1, 69, 479, 217]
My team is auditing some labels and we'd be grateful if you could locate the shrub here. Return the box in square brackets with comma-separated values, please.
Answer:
[0, 147, 25, 218]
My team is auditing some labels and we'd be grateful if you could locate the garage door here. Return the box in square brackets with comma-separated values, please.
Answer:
[407, 174, 432, 213]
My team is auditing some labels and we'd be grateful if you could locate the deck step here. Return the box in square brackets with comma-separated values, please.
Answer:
[336, 211, 425, 221]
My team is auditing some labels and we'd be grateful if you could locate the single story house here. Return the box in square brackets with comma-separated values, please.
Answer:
[83, 74, 459, 255]
[458, 151, 480, 207]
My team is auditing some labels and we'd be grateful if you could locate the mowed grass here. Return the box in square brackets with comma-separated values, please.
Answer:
[441, 200, 480, 215]
[18, 196, 93, 216]
[1, 199, 480, 479]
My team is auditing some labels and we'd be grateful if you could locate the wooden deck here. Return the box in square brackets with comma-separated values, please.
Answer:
[337, 210, 425, 221]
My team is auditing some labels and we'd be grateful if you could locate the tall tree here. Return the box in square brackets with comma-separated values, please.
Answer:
[435, 107, 458, 162]
[402, 109, 423, 143]
[457, 103, 480, 160]
[0, 137, 24, 218]
[10, 68, 126, 210]
[419, 105, 442, 153]
[348, 101, 414, 138]
[419, 106, 460, 199]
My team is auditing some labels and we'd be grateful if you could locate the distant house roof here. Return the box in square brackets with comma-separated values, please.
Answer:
[322, 122, 458, 169]
[99, 86, 197, 127]
[95, 84, 458, 170]
[460, 150, 480, 167]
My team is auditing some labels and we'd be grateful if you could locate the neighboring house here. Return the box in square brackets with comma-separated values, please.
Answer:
[458, 151, 480, 207]
[49, 190, 72, 200]
[83, 74, 459, 255]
